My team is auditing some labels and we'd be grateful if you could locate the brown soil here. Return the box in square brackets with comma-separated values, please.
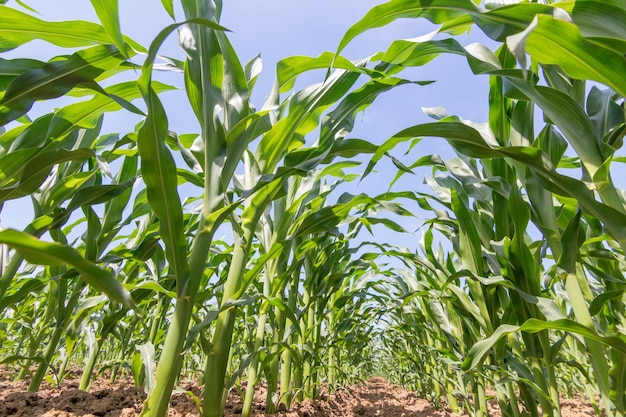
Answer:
[0, 368, 598, 416]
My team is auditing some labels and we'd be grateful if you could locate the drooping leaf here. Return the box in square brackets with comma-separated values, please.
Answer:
[0, 229, 134, 308]
[0, 45, 128, 125]
[508, 14, 626, 97]
[0, 148, 94, 202]
[90, 0, 128, 57]
[0, 4, 144, 52]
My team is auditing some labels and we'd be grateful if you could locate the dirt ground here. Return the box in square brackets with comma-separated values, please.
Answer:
[0, 368, 599, 416]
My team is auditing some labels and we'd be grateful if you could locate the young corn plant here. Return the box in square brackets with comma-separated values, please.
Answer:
[338, 1, 625, 415]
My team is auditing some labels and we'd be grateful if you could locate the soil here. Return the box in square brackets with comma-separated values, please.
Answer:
[0, 368, 599, 416]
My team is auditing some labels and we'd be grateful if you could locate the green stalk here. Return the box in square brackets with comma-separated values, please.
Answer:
[148, 297, 164, 345]
[279, 276, 299, 408]
[539, 333, 561, 416]
[140, 227, 214, 417]
[564, 271, 614, 417]
[472, 369, 487, 417]
[242, 264, 274, 417]
[29, 325, 64, 391]
[327, 311, 336, 391]
[241, 308, 268, 417]
[306, 305, 318, 400]
[610, 351, 625, 416]
[279, 336, 293, 407]
[203, 223, 256, 417]
[266, 308, 283, 414]
[57, 337, 77, 387]
[292, 259, 306, 403]
[529, 357, 556, 417]
[80, 339, 102, 390]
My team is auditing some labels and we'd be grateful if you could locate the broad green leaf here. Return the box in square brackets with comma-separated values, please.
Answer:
[161, 0, 175, 19]
[0, 57, 44, 90]
[90, 0, 127, 57]
[257, 68, 362, 173]
[387, 121, 626, 249]
[561, 0, 626, 48]
[244, 54, 262, 93]
[0, 147, 40, 186]
[376, 38, 465, 75]
[0, 147, 94, 202]
[290, 194, 374, 238]
[128, 281, 177, 299]
[48, 81, 175, 140]
[136, 88, 189, 292]
[337, 0, 479, 54]
[277, 52, 370, 93]
[0, 45, 128, 125]
[0, 4, 144, 52]
[214, 32, 250, 130]
[589, 289, 624, 316]
[508, 14, 626, 97]
[0, 278, 46, 311]
[463, 319, 626, 371]
[183, 310, 219, 352]
[39, 170, 97, 213]
[472, 2, 556, 41]
[0, 229, 134, 308]
[1, 113, 52, 151]
[98, 155, 138, 250]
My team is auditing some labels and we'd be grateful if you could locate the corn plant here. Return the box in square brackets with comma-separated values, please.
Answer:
[0, 1, 425, 417]
[340, 1, 625, 416]
[1, 2, 625, 417]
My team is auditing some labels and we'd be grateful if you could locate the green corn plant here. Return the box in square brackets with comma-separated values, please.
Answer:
[1, 3, 624, 417]
[338, 1, 625, 415]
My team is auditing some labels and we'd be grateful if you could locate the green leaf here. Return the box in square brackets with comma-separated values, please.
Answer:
[90, 0, 128, 57]
[463, 319, 626, 371]
[257, 68, 362, 173]
[509, 14, 626, 97]
[0, 148, 94, 202]
[277, 52, 369, 93]
[589, 289, 624, 316]
[0, 57, 44, 90]
[136, 20, 228, 294]
[48, 81, 175, 140]
[136, 87, 189, 293]
[387, 121, 626, 249]
[0, 4, 144, 52]
[136, 342, 156, 395]
[0, 229, 134, 308]
[128, 281, 177, 299]
[290, 194, 374, 238]
[337, 0, 478, 55]
[161, 0, 175, 19]
[0, 44, 128, 125]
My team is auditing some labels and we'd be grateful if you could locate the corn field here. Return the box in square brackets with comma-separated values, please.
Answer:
[0, 0, 624, 416]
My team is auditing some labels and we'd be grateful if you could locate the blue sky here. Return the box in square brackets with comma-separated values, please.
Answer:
[1, 0, 495, 251]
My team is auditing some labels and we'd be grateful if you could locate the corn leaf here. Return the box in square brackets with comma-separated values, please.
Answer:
[0, 45, 128, 125]
[0, 229, 134, 308]
[90, 0, 127, 58]
[508, 14, 626, 98]
[0, 5, 144, 52]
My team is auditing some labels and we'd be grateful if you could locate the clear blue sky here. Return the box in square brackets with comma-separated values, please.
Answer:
[1, 0, 494, 251]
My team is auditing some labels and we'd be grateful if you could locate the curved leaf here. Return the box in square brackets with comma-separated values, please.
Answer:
[0, 229, 134, 308]
[90, 0, 127, 57]
[0, 4, 144, 52]
[0, 44, 128, 125]
[509, 14, 626, 97]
